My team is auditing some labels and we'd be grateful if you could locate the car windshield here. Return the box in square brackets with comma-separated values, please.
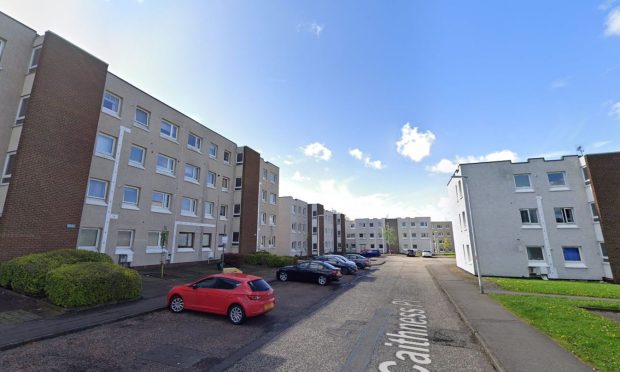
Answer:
[321, 262, 337, 270]
[248, 279, 271, 292]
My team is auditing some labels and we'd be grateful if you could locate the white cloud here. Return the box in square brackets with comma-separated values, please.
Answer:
[610, 101, 620, 119]
[605, 8, 620, 36]
[349, 148, 384, 170]
[592, 140, 612, 148]
[395, 123, 436, 162]
[297, 21, 324, 38]
[301, 142, 332, 161]
[428, 150, 519, 174]
[600, 0, 618, 12]
[550, 77, 570, 89]
[291, 171, 310, 182]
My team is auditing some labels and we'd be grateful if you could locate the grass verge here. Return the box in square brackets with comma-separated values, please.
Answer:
[487, 277, 620, 299]
[490, 294, 620, 372]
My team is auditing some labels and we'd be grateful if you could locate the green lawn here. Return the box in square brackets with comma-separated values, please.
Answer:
[491, 294, 620, 372]
[487, 277, 620, 299]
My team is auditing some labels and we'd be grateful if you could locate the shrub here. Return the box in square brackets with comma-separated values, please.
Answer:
[223, 253, 246, 267]
[265, 255, 297, 268]
[245, 251, 271, 266]
[46, 262, 142, 307]
[2, 249, 112, 295]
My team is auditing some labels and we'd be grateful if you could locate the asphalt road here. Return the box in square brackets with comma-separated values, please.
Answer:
[0, 256, 494, 371]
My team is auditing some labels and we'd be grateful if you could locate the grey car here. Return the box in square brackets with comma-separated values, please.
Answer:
[344, 253, 370, 269]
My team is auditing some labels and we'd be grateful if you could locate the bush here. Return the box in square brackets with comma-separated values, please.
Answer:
[265, 255, 297, 268]
[46, 262, 142, 307]
[223, 253, 246, 267]
[245, 251, 271, 266]
[243, 252, 296, 268]
[1, 249, 112, 295]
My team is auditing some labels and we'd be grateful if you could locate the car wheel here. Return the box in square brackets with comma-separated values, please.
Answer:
[341, 267, 349, 275]
[228, 304, 246, 325]
[317, 275, 328, 286]
[278, 271, 288, 281]
[169, 295, 184, 313]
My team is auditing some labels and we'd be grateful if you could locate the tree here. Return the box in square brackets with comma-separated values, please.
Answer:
[443, 238, 452, 252]
[384, 224, 398, 254]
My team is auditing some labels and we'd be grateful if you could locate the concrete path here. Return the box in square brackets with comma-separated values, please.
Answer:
[427, 261, 592, 372]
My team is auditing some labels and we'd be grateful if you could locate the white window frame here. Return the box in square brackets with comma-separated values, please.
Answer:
[204, 201, 215, 218]
[86, 178, 108, 205]
[269, 215, 276, 226]
[590, 202, 600, 222]
[156, 154, 176, 176]
[146, 231, 164, 253]
[513, 173, 532, 191]
[526, 246, 545, 263]
[223, 150, 231, 164]
[202, 233, 212, 251]
[554, 207, 576, 225]
[236, 152, 243, 164]
[151, 191, 171, 213]
[269, 193, 277, 205]
[235, 177, 242, 190]
[102, 91, 122, 117]
[15, 95, 29, 124]
[187, 132, 202, 152]
[77, 228, 100, 251]
[219, 205, 228, 220]
[134, 107, 150, 128]
[1, 152, 16, 184]
[0, 38, 5, 63]
[520, 208, 539, 225]
[233, 204, 241, 217]
[116, 230, 134, 249]
[600, 242, 609, 263]
[221, 177, 230, 192]
[184, 164, 200, 184]
[95, 133, 116, 160]
[121, 185, 140, 210]
[547, 171, 567, 189]
[562, 246, 586, 268]
[28, 45, 42, 73]
[261, 190, 267, 202]
[207, 171, 216, 188]
[181, 197, 198, 217]
[261, 212, 267, 225]
[209, 143, 218, 158]
[177, 232, 195, 250]
[128, 144, 146, 168]
[160, 119, 178, 142]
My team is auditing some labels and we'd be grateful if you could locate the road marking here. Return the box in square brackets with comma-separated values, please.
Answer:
[378, 299, 432, 372]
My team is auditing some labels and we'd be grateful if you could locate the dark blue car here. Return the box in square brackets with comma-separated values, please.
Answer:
[359, 249, 381, 258]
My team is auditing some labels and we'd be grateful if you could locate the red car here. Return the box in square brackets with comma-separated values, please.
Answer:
[167, 273, 275, 324]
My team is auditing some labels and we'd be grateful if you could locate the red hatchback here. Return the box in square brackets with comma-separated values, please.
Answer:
[167, 273, 275, 324]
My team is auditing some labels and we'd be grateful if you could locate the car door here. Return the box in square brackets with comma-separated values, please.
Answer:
[212, 278, 241, 315]
[292, 262, 309, 281]
[190, 277, 219, 312]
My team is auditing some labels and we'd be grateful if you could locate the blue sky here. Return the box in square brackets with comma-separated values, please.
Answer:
[3, 0, 620, 219]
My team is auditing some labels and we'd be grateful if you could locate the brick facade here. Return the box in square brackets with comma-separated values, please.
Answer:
[238, 147, 260, 254]
[585, 153, 620, 282]
[0, 32, 108, 261]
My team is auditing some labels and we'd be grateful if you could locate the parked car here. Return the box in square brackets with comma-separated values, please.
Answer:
[360, 249, 382, 258]
[422, 251, 433, 258]
[167, 273, 275, 325]
[325, 254, 358, 268]
[407, 249, 417, 257]
[277, 260, 342, 285]
[315, 255, 358, 275]
[344, 253, 370, 269]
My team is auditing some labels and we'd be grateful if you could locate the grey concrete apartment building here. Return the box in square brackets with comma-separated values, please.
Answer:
[306, 204, 346, 256]
[275, 196, 308, 256]
[431, 221, 454, 253]
[0, 12, 279, 266]
[448, 154, 616, 281]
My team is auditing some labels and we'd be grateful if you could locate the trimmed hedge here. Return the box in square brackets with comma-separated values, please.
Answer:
[46, 262, 142, 307]
[0, 249, 112, 296]
[244, 251, 296, 268]
[223, 253, 245, 267]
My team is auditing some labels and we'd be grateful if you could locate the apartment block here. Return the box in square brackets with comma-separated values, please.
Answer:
[431, 221, 454, 253]
[344, 217, 435, 254]
[394, 217, 433, 253]
[305, 204, 347, 256]
[447, 155, 613, 281]
[275, 196, 308, 256]
[0, 12, 279, 266]
[345, 218, 386, 253]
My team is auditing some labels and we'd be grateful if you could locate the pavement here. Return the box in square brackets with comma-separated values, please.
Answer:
[427, 260, 593, 372]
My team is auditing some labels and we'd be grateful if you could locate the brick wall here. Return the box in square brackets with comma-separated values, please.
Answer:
[340, 214, 346, 254]
[0, 32, 108, 261]
[585, 153, 620, 282]
[239, 147, 260, 255]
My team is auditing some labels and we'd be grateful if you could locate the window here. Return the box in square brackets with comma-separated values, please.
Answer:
[263, 169, 268, 180]
[222, 177, 230, 191]
[134, 107, 149, 127]
[520, 208, 539, 224]
[411, 222, 415, 227]
[411, 233, 416, 238]
[156, 154, 175, 175]
[87, 178, 107, 201]
[160, 120, 178, 141]
[261, 236, 266, 247]
[1, 152, 15, 184]
[223, 151, 231, 164]
[129, 145, 145, 167]
[554, 207, 575, 224]
[236, 153, 243, 164]
[581, 167, 591, 185]
[95, 133, 116, 158]
[181, 197, 198, 216]
[261, 212, 267, 225]
[207, 171, 216, 188]
[147, 231, 163, 252]
[401, 222, 406, 227]
[187, 133, 202, 151]
[261, 190, 267, 202]
[178, 232, 194, 249]
[269, 193, 277, 204]
[269, 172, 277, 183]
[122, 186, 139, 207]
[513, 174, 531, 189]
[369, 222, 374, 227]
[151, 191, 171, 212]
[235, 177, 242, 190]
[370, 233, 375, 238]
[269, 215, 276, 225]
[562, 247, 582, 262]
[116, 230, 133, 249]
[102, 92, 121, 116]
[219, 205, 228, 219]
[0, 38, 5, 62]
[209, 143, 218, 158]
[28, 46, 41, 73]
[184, 164, 200, 183]
[358, 233, 363, 238]
[202, 233, 212, 249]
[590, 203, 600, 222]
[547, 172, 566, 187]
[15, 95, 29, 124]
[233, 204, 241, 217]
[232, 232, 240, 244]
[421, 233, 428, 238]
[526, 246, 544, 261]
[462, 212, 467, 229]
[403, 232, 407, 238]
[77, 228, 99, 250]
[600, 242, 608, 263]
[204, 201, 214, 218]
[420, 222, 428, 227]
